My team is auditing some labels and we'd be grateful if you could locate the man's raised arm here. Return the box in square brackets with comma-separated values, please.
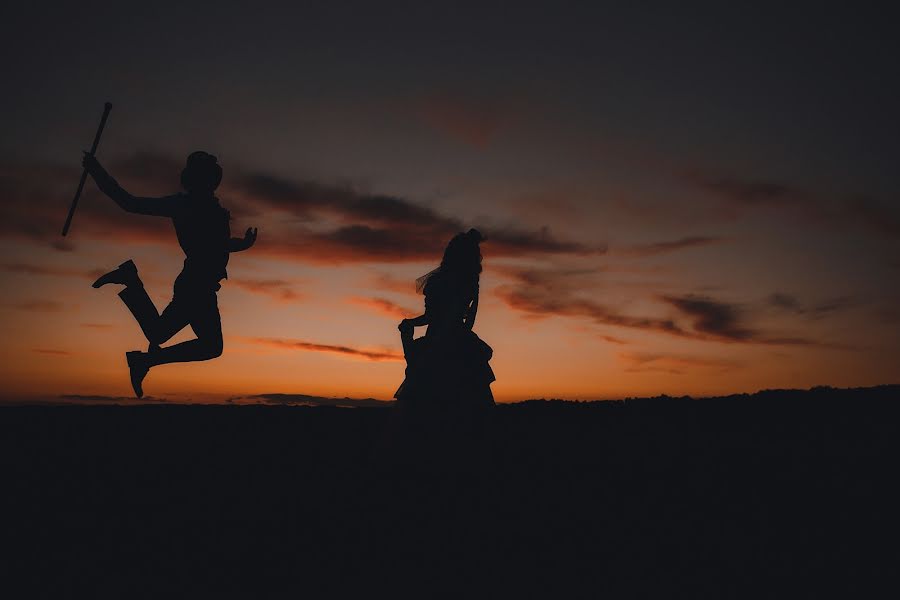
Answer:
[82, 153, 178, 217]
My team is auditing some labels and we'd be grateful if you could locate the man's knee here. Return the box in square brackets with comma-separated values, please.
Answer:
[205, 335, 224, 359]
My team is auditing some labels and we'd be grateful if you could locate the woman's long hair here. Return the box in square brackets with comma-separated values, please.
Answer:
[416, 229, 485, 328]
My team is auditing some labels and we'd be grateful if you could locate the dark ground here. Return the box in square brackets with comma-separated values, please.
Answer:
[2, 386, 899, 597]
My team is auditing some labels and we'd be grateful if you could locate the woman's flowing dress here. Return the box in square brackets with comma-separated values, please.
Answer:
[394, 270, 495, 412]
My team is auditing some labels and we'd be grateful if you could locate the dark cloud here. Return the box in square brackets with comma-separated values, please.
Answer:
[0, 154, 603, 264]
[496, 285, 688, 337]
[246, 337, 402, 361]
[235, 172, 604, 262]
[662, 294, 827, 346]
[235, 393, 391, 408]
[494, 265, 824, 346]
[687, 174, 807, 207]
[619, 236, 727, 258]
[661, 295, 754, 341]
[768, 292, 861, 319]
[768, 292, 800, 311]
[57, 394, 166, 404]
[32, 348, 71, 355]
[686, 171, 900, 239]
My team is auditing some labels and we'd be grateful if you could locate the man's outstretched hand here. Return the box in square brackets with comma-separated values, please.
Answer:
[230, 227, 259, 252]
[243, 227, 258, 248]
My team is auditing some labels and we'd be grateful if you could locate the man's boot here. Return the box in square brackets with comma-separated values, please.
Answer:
[126, 351, 150, 398]
[92, 259, 140, 288]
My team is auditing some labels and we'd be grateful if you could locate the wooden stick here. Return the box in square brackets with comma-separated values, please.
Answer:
[61, 102, 113, 236]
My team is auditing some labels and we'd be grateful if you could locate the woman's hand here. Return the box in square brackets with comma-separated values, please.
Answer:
[398, 319, 414, 336]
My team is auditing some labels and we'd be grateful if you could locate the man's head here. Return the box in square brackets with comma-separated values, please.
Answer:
[181, 151, 222, 195]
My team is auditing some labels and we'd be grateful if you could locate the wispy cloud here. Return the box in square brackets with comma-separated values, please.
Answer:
[1, 262, 98, 279]
[768, 292, 861, 319]
[234, 393, 391, 408]
[246, 337, 402, 361]
[496, 284, 687, 337]
[617, 236, 727, 258]
[685, 170, 900, 239]
[619, 351, 741, 375]
[660, 295, 754, 341]
[349, 296, 416, 319]
[493, 265, 826, 347]
[11, 300, 65, 312]
[0, 154, 605, 264]
[661, 294, 825, 346]
[32, 348, 71, 355]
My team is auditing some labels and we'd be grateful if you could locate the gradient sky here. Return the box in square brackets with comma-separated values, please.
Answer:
[1, 4, 898, 402]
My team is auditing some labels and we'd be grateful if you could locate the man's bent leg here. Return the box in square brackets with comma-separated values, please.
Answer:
[146, 292, 223, 366]
[117, 273, 163, 345]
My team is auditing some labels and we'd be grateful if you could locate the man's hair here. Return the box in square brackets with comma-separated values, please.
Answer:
[181, 151, 223, 194]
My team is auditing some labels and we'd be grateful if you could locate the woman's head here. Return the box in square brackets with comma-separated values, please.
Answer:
[181, 151, 222, 195]
[440, 229, 484, 278]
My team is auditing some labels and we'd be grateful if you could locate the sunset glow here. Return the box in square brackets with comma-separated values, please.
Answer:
[2, 5, 897, 403]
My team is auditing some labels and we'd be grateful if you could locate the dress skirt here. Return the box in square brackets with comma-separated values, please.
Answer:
[394, 327, 495, 413]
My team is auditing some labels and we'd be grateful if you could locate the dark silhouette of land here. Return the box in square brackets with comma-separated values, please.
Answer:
[2, 385, 898, 596]
[83, 151, 258, 397]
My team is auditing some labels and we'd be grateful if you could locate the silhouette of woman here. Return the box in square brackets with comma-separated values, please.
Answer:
[394, 229, 495, 413]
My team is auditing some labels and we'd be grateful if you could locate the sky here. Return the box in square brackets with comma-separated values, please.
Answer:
[1, 3, 898, 402]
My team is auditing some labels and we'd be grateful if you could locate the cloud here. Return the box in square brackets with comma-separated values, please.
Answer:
[233, 171, 605, 263]
[235, 393, 391, 408]
[370, 273, 420, 296]
[349, 296, 416, 319]
[660, 295, 754, 341]
[57, 394, 166, 404]
[496, 284, 688, 337]
[246, 337, 403, 361]
[32, 348, 71, 355]
[11, 300, 65, 312]
[688, 174, 808, 207]
[229, 278, 304, 302]
[686, 170, 900, 239]
[662, 294, 827, 346]
[618, 236, 727, 258]
[0, 154, 604, 265]
[1, 262, 100, 279]
[494, 266, 825, 346]
[619, 352, 741, 375]
[768, 292, 860, 319]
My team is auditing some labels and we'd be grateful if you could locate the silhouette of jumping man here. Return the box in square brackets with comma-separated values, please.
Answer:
[394, 229, 495, 413]
[82, 151, 257, 397]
